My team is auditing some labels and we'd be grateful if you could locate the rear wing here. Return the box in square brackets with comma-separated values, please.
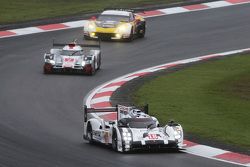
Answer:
[53, 43, 100, 48]
[103, 8, 134, 13]
[83, 104, 149, 122]
[52, 39, 101, 48]
[103, 8, 145, 13]
[83, 105, 117, 122]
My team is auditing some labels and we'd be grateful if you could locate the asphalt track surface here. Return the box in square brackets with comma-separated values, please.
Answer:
[1, 4, 250, 167]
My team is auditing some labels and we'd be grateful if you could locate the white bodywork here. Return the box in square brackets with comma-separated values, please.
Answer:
[43, 43, 101, 75]
[83, 105, 184, 152]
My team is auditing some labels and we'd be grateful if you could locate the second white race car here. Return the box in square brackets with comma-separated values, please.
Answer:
[83, 104, 184, 152]
[43, 41, 101, 75]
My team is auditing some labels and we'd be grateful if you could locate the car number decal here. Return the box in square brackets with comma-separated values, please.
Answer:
[63, 58, 75, 68]
[148, 134, 158, 140]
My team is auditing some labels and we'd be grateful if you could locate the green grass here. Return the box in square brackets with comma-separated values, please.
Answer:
[0, 0, 182, 24]
[134, 54, 250, 149]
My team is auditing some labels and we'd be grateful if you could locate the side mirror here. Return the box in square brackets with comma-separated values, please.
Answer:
[44, 53, 53, 59]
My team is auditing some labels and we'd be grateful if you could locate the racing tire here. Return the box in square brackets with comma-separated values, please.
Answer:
[86, 60, 96, 76]
[84, 35, 92, 40]
[43, 63, 52, 74]
[87, 124, 94, 144]
[97, 54, 101, 70]
[125, 28, 134, 42]
[112, 131, 118, 151]
[90, 60, 96, 75]
[169, 146, 180, 153]
[138, 25, 146, 38]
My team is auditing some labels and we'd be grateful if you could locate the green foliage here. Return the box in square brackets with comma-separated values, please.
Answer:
[134, 54, 250, 149]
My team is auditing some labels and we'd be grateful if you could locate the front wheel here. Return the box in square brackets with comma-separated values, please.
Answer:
[86, 60, 96, 76]
[84, 35, 92, 40]
[138, 27, 145, 38]
[90, 60, 96, 75]
[43, 63, 53, 74]
[97, 54, 101, 70]
[125, 28, 134, 42]
[112, 131, 118, 151]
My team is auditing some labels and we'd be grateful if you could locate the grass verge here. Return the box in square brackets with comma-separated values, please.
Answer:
[0, 0, 182, 24]
[134, 53, 250, 149]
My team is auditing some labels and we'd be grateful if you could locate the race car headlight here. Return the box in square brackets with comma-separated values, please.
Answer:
[173, 127, 182, 139]
[115, 33, 122, 39]
[174, 131, 181, 139]
[84, 56, 92, 62]
[117, 24, 128, 33]
[88, 22, 96, 31]
[81, 61, 86, 66]
[123, 132, 131, 137]
[122, 132, 132, 141]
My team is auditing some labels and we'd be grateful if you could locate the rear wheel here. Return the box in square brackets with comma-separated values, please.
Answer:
[87, 124, 94, 144]
[138, 26, 145, 38]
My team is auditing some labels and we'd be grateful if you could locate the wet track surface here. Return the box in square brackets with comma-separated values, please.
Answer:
[1, 4, 250, 167]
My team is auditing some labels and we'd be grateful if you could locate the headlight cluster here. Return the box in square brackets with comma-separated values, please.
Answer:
[173, 127, 182, 140]
[122, 132, 132, 141]
[81, 61, 86, 66]
[117, 24, 128, 33]
[123, 132, 132, 149]
[88, 22, 96, 31]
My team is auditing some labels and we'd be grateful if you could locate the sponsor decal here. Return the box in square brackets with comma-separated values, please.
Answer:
[93, 130, 102, 140]
[147, 134, 159, 140]
[63, 57, 75, 68]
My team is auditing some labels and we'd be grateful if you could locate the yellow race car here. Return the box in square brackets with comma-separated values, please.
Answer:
[83, 9, 146, 41]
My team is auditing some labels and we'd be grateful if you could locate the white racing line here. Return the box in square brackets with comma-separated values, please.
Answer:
[84, 48, 250, 166]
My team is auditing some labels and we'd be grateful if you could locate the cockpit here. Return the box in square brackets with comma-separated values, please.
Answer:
[118, 118, 157, 129]
[61, 50, 83, 56]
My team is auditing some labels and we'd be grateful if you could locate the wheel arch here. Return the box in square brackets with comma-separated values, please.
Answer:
[87, 118, 102, 131]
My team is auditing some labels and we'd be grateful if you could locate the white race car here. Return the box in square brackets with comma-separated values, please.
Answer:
[43, 41, 101, 75]
[83, 105, 184, 152]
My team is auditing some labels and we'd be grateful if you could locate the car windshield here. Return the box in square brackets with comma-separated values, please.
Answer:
[118, 118, 156, 129]
[97, 15, 129, 22]
[61, 50, 82, 56]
